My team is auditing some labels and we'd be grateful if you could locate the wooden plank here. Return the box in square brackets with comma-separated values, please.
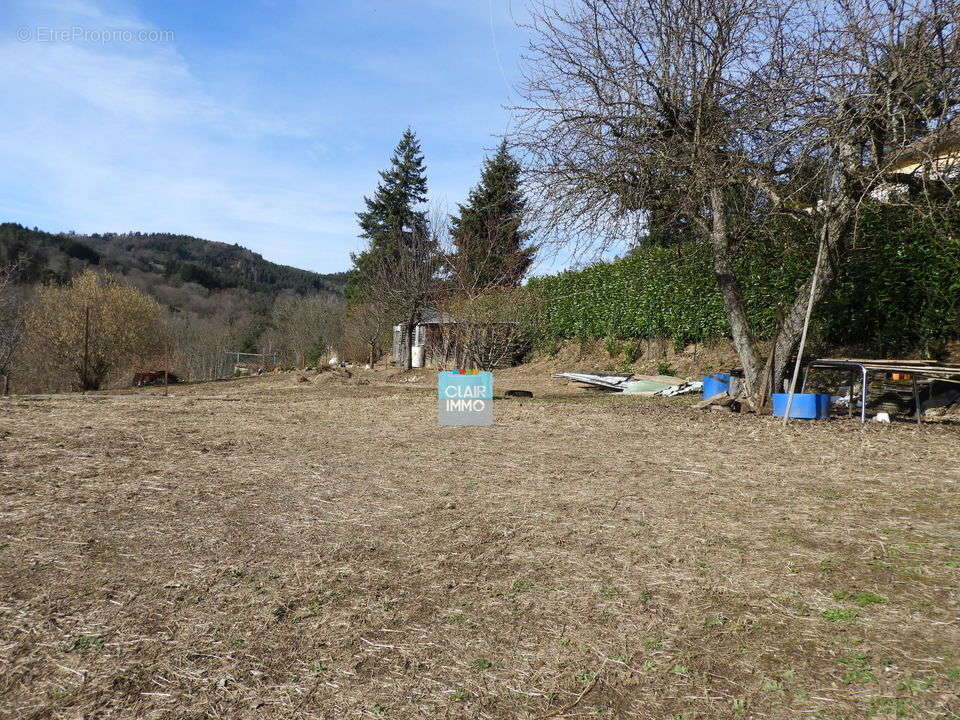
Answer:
[862, 365, 960, 373]
[811, 359, 960, 374]
[821, 358, 938, 365]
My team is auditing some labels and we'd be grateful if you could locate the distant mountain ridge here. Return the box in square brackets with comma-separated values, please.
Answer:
[0, 222, 348, 296]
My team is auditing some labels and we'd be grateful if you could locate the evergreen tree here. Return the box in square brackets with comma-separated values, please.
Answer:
[448, 141, 535, 288]
[348, 128, 431, 301]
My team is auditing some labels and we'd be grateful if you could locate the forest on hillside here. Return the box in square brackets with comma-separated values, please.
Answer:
[0, 223, 346, 297]
[0, 223, 348, 391]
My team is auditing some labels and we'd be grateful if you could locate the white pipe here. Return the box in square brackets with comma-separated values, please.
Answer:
[783, 226, 827, 425]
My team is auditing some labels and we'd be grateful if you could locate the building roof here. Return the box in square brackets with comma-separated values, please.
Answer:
[886, 118, 960, 175]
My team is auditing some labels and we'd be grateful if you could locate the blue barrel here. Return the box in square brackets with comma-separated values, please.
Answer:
[702, 373, 731, 398]
[772, 393, 831, 419]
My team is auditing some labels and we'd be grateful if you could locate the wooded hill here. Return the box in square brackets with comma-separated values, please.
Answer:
[0, 223, 347, 298]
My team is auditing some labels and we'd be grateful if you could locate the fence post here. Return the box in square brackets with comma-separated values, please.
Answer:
[82, 305, 90, 391]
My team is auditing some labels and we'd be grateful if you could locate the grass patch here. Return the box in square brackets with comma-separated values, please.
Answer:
[832, 590, 887, 606]
[837, 654, 876, 684]
[63, 635, 103, 654]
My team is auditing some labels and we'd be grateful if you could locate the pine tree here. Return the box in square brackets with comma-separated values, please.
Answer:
[448, 141, 535, 288]
[348, 128, 431, 301]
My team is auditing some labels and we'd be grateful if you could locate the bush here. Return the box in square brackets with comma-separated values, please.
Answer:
[27, 271, 168, 390]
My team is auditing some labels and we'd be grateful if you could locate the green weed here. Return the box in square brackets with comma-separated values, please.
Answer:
[64, 635, 103, 654]
[837, 654, 876, 684]
[502, 580, 534, 597]
[656, 361, 674, 376]
[307, 594, 334, 612]
[702, 614, 728, 628]
[472, 658, 493, 671]
[870, 696, 912, 717]
[598, 586, 620, 600]
[898, 677, 932, 693]
[832, 590, 887, 606]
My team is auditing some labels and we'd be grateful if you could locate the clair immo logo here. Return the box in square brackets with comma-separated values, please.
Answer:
[438, 370, 493, 426]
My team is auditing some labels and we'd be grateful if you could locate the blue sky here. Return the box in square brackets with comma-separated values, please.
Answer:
[1, 0, 541, 274]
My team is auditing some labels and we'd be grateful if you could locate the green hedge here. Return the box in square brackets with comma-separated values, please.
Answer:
[528, 204, 960, 357]
[820, 205, 960, 357]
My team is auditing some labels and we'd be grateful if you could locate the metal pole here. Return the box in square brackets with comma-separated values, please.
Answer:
[848, 371, 853, 418]
[783, 228, 827, 426]
[861, 367, 868, 423]
[912, 374, 921, 425]
[82, 305, 90, 392]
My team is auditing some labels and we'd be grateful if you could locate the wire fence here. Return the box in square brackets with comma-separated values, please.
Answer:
[216, 351, 280, 379]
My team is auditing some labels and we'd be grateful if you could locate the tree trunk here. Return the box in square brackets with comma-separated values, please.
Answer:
[708, 186, 763, 395]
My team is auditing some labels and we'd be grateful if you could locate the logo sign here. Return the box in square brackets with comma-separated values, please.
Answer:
[438, 370, 493, 426]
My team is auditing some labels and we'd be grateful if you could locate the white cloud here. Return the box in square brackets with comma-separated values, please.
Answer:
[0, 0, 363, 271]
[0, 0, 541, 273]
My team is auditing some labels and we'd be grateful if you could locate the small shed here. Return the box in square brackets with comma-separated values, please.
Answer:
[392, 309, 519, 369]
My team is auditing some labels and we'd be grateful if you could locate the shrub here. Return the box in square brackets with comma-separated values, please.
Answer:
[27, 271, 167, 390]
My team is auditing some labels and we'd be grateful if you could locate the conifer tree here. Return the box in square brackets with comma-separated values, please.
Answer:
[448, 141, 535, 288]
[348, 128, 431, 301]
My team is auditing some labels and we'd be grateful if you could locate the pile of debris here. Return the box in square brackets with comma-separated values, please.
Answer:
[293, 366, 369, 386]
[554, 371, 703, 397]
[692, 392, 741, 413]
[921, 380, 960, 421]
[132, 370, 180, 387]
[924, 402, 960, 421]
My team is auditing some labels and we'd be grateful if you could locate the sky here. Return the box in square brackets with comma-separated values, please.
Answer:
[0, 0, 541, 275]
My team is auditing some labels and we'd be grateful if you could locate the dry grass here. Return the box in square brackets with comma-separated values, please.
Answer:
[1, 367, 959, 719]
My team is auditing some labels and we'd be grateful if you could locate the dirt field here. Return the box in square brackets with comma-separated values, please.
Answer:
[2, 366, 959, 719]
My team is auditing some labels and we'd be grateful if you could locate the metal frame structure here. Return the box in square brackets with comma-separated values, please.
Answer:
[219, 351, 280, 378]
[801, 358, 960, 423]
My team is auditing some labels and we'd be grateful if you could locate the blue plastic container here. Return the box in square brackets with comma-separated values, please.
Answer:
[702, 373, 731, 398]
[771, 392, 831, 419]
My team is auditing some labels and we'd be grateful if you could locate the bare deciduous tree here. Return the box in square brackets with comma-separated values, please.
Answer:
[167, 313, 232, 381]
[434, 288, 540, 370]
[340, 301, 391, 366]
[435, 220, 542, 370]
[264, 294, 342, 367]
[0, 263, 27, 394]
[514, 0, 960, 401]
[360, 210, 443, 370]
